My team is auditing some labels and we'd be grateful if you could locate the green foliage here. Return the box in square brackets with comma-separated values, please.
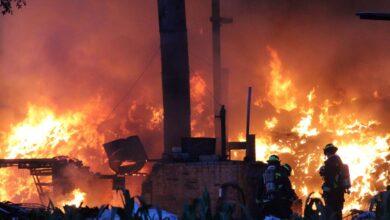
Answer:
[135, 196, 154, 220]
[216, 202, 234, 220]
[115, 188, 158, 220]
[110, 206, 118, 220]
[237, 203, 253, 220]
[182, 189, 253, 220]
[0, 0, 26, 15]
[182, 189, 212, 220]
[122, 188, 135, 219]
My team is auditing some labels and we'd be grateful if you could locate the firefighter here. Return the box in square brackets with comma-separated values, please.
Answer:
[319, 143, 348, 220]
[282, 163, 298, 209]
[282, 163, 292, 177]
[256, 155, 295, 219]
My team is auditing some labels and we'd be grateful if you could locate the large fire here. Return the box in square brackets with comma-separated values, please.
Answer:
[0, 100, 108, 204]
[0, 94, 165, 206]
[0, 45, 388, 214]
[251, 47, 389, 212]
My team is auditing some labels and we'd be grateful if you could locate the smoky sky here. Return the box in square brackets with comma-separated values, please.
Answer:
[1, 0, 390, 158]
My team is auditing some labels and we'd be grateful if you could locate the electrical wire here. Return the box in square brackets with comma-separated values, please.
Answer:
[103, 44, 160, 122]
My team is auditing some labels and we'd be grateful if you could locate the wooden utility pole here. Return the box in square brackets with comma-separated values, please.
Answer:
[245, 87, 255, 162]
[210, 0, 232, 158]
[246, 87, 252, 139]
[158, 0, 191, 156]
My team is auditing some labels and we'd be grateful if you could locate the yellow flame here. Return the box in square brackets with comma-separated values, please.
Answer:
[5, 105, 83, 158]
[0, 102, 107, 203]
[292, 114, 319, 137]
[300, 186, 308, 197]
[148, 106, 163, 130]
[307, 88, 316, 102]
[265, 117, 278, 129]
[61, 188, 86, 207]
[247, 47, 390, 213]
[190, 72, 212, 137]
[266, 46, 297, 111]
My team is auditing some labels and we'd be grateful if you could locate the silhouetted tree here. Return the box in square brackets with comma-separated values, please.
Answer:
[1, 0, 26, 15]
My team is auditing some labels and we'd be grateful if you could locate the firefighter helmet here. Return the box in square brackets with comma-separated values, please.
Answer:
[324, 143, 338, 154]
[267, 154, 280, 162]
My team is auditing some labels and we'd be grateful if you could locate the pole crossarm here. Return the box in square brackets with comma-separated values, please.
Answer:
[357, 12, 390, 21]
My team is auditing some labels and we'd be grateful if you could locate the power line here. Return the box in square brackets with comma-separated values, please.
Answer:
[104, 45, 160, 121]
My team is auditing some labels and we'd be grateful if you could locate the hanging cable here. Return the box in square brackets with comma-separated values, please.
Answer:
[103, 44, 160, 122]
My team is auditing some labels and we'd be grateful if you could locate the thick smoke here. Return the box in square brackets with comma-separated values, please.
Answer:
[0, 0, 163, 158]
[219, 0, 390, 137]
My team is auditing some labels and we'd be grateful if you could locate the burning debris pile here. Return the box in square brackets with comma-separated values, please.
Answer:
[0, 187, 389, 219]
[0, 103, 114, 206]
[247, 47, 390, 212]
[0, 102, 151, 207]
[211, 45, 390, 214]
[0, 47, 388, 214]
[0, 1, 389, 218]
[0, 189, 178, 220]
[0, 156, 93, 205]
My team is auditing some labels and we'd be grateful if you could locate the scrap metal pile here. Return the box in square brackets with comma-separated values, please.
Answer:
[0, 189, 177, 220]
[0, 187, 389, 219]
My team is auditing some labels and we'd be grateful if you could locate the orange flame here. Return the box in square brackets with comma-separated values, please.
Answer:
[190, 72, 212, 137]
[266, 46, 297, 111]
[60, 188, 86, 207]
[0, 100, 108, 203]
[4, 105, 84, 158]
[248, 47, 389, 213]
